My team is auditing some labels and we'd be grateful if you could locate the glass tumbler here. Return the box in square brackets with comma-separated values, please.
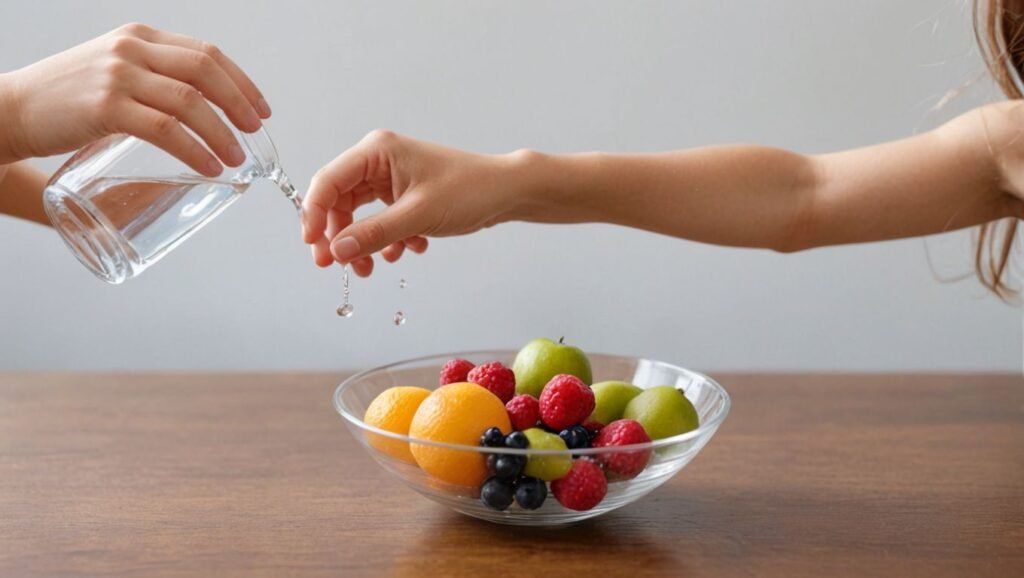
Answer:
[42, 123, 297, 284]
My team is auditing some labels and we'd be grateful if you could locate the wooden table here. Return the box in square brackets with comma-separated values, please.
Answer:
[1, 373, 1021, 577]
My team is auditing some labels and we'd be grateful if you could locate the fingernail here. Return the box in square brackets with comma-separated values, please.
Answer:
[256, 98, 272, 118]
[226, 144, 245, 166]
[206, 158, 223, 176]
[242, 107, 262, 132]
[331, 236, 360, 263]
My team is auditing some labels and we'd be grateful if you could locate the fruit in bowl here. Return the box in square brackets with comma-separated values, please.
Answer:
[334, 340, 731, 526]
[512, 337, 593, 397]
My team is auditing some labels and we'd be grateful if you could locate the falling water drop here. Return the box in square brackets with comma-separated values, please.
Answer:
[336, 265, 353, 317]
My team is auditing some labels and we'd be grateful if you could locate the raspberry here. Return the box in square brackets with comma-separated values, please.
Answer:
[539, 375, 595, 431]
[582, 419, 605, 436]
[591, 419, 652, 479]
[505, 394, 541, 431]
[551, 458, 607, 511]
[439, 358, 475, 386]
[467, 362, 516, 403]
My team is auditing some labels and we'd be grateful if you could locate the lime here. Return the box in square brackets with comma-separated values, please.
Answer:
[522, 428, 572, 481]
[588, 381, 643, 425]
[622, 386, 699, 440]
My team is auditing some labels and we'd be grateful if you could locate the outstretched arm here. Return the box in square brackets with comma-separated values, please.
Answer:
[513, 105, 1018, 251]
[302, 103, 1024, 276]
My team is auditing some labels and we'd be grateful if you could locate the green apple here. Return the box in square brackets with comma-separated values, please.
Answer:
[588, 381, 644, 425]
[622, 385, 699, 440]
[512, 337, 593, 397]
[522, 428, 572, 481]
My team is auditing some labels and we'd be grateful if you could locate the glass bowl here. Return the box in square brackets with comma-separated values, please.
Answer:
[333, 350, 730, 526]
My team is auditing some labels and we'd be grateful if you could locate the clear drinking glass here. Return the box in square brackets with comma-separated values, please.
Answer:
[42, 123, 299, 284]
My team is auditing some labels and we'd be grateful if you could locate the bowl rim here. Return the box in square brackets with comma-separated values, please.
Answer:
[333, 349, 731, 456]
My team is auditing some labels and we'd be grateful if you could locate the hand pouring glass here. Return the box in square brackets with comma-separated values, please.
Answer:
[42, 119, 299, 284]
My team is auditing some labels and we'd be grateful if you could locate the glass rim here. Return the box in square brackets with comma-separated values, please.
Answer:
[333, 349, 732, 456]
[237, 125, 281, 177]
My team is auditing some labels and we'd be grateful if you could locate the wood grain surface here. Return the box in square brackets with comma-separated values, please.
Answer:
[1, 372, 1022, 577]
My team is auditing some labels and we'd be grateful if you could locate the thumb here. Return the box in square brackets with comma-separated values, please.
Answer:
[330, 201, 424, 264]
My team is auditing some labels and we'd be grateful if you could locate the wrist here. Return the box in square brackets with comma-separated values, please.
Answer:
[496, 148, 550, 222]
[498, 149, 606, 224]
[0, 71, 28, 164]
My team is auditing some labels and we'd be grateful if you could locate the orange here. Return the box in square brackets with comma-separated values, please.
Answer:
[409, 382, 512, 487]
[363, 386, 432, 464]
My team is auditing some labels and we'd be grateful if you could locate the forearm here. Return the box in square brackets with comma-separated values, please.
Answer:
[0, 162, 50, 225]
[509, 146, 817, 251]
[509, 109, 1018, 251]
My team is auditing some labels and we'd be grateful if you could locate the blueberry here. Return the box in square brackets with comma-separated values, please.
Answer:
[505, 431, 529, 449]
[481, 427, 505, 448]
[493, 454, 526, 480]
[480, 477, 515, 510]
[514, 477, 548, 510]
[559, 426, 590, 450]
[486, 453, 499, 472]
[572, 425, 593, 445]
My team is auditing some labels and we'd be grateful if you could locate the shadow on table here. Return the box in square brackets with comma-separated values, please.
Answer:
[381, 476, 1024, 578]
[382, 486, 743, 578]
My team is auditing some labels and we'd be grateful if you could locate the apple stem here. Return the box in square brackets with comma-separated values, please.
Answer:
[559, 336, 565, 345]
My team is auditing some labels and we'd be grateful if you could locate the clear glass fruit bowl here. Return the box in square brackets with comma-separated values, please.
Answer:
[333, 350, 731, 526]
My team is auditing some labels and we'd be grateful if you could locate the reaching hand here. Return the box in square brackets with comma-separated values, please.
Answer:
[302, 130, 525, 276]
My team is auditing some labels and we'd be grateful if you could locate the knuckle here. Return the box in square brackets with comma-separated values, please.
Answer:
[361, 218, 388, 248]
[172, 82, 202, 106]
[150, 113, 177, 137]
[364, 128, 397, 146]
[188, 50, 216, 73]
[103, 56, 133, 79]
[108, 35, 140, 56]
[199, 41, 223, 59]
[117, 22, 150, 37]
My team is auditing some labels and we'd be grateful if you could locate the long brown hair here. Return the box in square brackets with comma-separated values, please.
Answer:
[974, 0, 1023, 298]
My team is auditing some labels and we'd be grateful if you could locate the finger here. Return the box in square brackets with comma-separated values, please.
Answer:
[140, 42, 261, 134]
[381, 242, 406, 263]
[304, 146, 370, 244]
[330, 201, 424, 264]
[118, 103, 222, 177]
[127, 24, 271, 118]
[350, 256, 374, 277]
[405, 236, 429, 254]
[312, 241, 333, 268]
[312, 207, 352, 267]
[133, 73, 246, 167]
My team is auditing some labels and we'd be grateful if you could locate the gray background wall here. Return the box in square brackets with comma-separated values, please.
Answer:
[0, 1, 1020, 372]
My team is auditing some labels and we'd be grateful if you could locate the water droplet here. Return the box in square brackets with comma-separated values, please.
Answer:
[393, 311, 406, 326]
[336, 264, 354, 318]
[398, 278, 407, 289]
